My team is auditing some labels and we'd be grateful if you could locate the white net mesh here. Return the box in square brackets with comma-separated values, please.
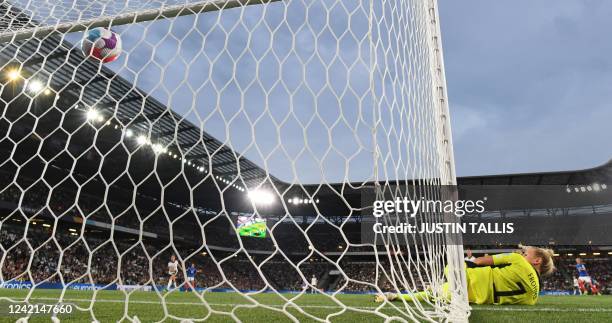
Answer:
[0, 0, 468, 322]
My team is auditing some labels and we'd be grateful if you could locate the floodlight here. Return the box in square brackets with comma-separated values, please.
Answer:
[27, 79, 44, 93]
[248, 189, 275, 205]
[7, 69, 20, 81]
[136, 135, 148, 146]
[86, 109, 100, 121]
[152, 143, 163, 153]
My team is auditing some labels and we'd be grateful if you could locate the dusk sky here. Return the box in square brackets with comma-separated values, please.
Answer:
[439, 0, 612, 176]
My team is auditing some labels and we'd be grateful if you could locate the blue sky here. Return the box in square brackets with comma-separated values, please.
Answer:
[52, 0, 612, 182]
[439, 0, 612, 176]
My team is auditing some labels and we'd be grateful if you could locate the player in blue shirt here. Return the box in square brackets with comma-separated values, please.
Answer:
[185, 262, 200, 291]
[575, 258, 593, 289]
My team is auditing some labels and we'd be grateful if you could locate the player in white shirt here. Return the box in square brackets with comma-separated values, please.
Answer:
[310, 275, 318, 294]
[167, 255, 179, 290]
[572, 277, 580, 295]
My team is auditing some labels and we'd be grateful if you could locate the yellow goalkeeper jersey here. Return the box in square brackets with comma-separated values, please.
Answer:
[466, 253, 540, 305]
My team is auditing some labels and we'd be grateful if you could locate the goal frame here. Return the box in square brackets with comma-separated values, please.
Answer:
[0, 0, 469, 321]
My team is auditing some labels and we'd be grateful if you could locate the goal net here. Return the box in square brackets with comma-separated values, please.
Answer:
[0, 0, 468, 322]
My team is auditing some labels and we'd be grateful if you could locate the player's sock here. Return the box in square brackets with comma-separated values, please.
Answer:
[399, 290, 431, 302]
[399, 283, 451, 302]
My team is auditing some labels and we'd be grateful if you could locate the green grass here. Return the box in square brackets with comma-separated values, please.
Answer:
[0, 289, 609, 322]
[470, 295, 612, 323]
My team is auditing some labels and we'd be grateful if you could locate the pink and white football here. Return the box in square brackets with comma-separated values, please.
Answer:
[82, 27, 122, 63]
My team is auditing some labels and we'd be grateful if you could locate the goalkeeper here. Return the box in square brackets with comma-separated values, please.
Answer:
[376, 245, 555, 305]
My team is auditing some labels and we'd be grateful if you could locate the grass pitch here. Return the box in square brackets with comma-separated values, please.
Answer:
[0, 289, 609, 322]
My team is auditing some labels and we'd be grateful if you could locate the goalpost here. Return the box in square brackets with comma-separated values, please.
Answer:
[0, 0, 468, 322]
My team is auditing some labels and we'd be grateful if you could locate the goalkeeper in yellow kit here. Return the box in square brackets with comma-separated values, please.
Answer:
[376, 245, 555, 305]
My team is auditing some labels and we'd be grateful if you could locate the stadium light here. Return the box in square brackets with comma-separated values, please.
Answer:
[567, 253, 573, 256]
[136, 135, 148, 146]
[593, 252, 600, 256]
[42, 224, 51, 228]
[602, 184, 608, 190]
[27, 79, 44, 94]
[68, 228, 76, 232]
[152, 143, 164, 154]
[608, 252, 612, 255]
[86, 109, 100, 121]
[44, 88, 52, 95]
[125, 129, 133, 138]
[248, 189, 275, 205]
[579, 252, 587, 256]
[7, 69, 20, 81]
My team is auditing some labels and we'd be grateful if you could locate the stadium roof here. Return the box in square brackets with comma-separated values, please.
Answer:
[457, 158, 612, 186]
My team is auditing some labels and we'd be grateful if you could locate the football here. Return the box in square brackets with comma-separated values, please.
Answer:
[81, 27, 122, 63]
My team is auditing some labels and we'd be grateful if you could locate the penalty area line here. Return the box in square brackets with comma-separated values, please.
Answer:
[17, 297, 612, 313]
[25, 297, 376, 309]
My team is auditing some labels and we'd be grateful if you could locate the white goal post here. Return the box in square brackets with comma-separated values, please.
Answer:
[0, 0, 468, 322]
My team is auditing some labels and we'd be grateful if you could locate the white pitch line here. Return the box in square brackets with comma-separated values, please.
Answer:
[24, 297, 373, 309]
[471, 307, 612, 313]
[16, 297, 612, 313]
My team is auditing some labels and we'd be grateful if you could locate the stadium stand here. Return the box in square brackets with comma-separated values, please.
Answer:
[2, 149, 612, 295]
